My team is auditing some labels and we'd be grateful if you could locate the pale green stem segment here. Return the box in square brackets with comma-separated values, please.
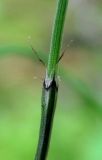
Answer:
[47, 0, 68, 80]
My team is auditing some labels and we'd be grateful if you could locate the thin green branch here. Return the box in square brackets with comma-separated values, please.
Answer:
[34, 0, 69, 160]
[47, 0, 68, 79]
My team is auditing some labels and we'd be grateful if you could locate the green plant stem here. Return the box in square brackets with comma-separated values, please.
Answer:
[34, 0, 69, 160]
[47, 0, 68, 79]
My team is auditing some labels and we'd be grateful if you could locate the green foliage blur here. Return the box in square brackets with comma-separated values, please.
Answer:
[0, 0, 102, 160]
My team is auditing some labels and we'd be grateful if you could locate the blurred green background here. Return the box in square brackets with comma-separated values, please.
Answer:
[0, 0, 102, 160]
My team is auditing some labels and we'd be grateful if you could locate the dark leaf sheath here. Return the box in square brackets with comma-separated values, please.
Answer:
[35, 78, 58, 160]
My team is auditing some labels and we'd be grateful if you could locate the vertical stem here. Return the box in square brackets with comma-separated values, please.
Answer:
[34, 0, 69, 160]
[47, 0, 68, 79]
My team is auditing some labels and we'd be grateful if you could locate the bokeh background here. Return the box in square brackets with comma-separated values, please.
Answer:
[0, 0, 102, 160]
